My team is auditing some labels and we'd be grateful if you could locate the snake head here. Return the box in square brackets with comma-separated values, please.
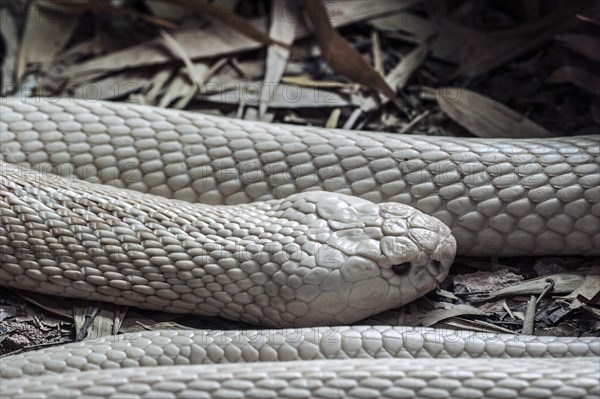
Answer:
[289, 193, 456, 327]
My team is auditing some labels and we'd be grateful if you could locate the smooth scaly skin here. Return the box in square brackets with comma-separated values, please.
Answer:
[2, 327, 599, 380]
[1, 98, 598, 257]
[0, 161, 454, 326]
[0, 98, 599, 399]
[2, 359, 599, 399]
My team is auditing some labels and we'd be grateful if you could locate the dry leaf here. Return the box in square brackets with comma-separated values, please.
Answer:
[144, 0, 188, 21]
[281, 75, 354, 90]
[478, 272, 586, 301]
[123, 320, 195, 333]
[404, 4, 593, 79]
[49, 34, 111, 72]
[579, 303, 600, 317]
[51, 23, 264, 81]
[345, 37, 431, 120]
[428, 20, 483, 66]
[548, 66, 600, 96]
[424, 87, 553, 138]
[555, 33, 600, 63]
[327, 0, 415, 26]
[566, 265, 600, 303]
[346, 38, 430, 123]
[371, 30, 384, 75]
[305, 0, 397, 100]
[51, 2, 410, 82]
[50, 0, 176, 29]
[342, 108, 363, 129]
[15, 290, 73, 319]
[0, 305, 17, 322]
[325, 108, 341, 128]
[197, 80, 361, 109]
[457, 258, 519, 273]
[388, 39, 432, 91]
[397, 110, 429, 133]
[417, 304, 488, 327]
[72, 69, 153, 100]
[438, 318, 516, 334]
[369, 12, 436, 44]
[158, 29, 204, 88]
[239, 107, 256, 121]
[156, 0, 289, 49]
[577, 5, 600, 26]
[451, 3, 591, 78]
[144, 68, 175, 104]
[159, 64, 209, 109]
[18, 1, 80, 80]
[0, 7, 18, 93]
[259, 0, 298, 119]
[74, 302, 127, 341]
[454, 270, 524, 293]
[118, 310, 163, 333]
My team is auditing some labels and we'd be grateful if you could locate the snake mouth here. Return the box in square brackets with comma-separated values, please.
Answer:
[392, 259, 444, 277]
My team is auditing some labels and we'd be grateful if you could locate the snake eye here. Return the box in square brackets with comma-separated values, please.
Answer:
[392, 262, 411, 275]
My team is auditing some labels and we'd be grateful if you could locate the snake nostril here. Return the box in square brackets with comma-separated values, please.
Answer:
[392, 262, 411, 276]
[430, 260, 442, 273]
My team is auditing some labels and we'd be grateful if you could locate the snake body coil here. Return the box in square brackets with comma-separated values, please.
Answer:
[0, 98, 598, 399]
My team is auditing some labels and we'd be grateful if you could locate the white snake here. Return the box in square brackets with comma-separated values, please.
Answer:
[0, 97, 598, 398]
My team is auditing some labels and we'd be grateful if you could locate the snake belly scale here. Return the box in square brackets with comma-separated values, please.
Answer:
[0, 97, 598, 399]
